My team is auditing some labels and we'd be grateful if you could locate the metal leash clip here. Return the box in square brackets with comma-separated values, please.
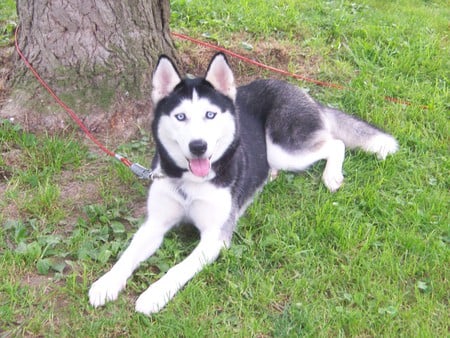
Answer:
[130, 162, 154, 180]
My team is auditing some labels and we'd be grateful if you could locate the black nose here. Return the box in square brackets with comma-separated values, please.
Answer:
[189, 139, 207, 156]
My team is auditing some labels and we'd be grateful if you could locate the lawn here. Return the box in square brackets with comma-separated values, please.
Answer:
[1, 0, 449, 336]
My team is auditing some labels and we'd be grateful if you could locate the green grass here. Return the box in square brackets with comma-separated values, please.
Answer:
[1, 0, 449, 336]
[0, 0, 16, 46]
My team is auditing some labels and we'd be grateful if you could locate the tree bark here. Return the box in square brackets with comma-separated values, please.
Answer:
[5, 0, 177, 133]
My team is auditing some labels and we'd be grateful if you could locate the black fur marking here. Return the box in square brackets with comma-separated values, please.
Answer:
[154, 142, 186, 178]
[239, 79, 324, 150]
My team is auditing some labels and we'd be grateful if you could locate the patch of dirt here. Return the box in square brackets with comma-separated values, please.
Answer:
[0, 165, 13, 182]
[20, 273, 57, 290]
[177, 34, 321, 86]
[56, 169, 104, 223]
[0, 94, 153, 153]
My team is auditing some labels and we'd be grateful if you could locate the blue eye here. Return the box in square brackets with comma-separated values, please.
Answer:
[175, 113, 186, 121]
[205, 111, 217, 119]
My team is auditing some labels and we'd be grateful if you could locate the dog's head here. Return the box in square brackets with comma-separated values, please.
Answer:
[151, 53, 238, 181]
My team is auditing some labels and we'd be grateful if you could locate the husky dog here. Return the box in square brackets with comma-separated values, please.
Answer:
[89, 53, 398, 314]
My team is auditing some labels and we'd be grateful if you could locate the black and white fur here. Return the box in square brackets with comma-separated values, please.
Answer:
[89, 53, 398, 314]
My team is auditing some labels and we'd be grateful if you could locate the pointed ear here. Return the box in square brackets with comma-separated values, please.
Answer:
[152, 55, 181, 104]
[205, 53, 236, 101]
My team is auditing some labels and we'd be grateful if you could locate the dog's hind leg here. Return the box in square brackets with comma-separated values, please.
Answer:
[267, 136, 346, 192]
[89, 182, 184, 308]
[321, 139, 346, 192]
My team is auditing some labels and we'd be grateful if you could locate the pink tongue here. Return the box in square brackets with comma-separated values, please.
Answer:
[189, 158, 211, 177]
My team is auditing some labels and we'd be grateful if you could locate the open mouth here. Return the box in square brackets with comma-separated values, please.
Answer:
[187, 157, 211, 177]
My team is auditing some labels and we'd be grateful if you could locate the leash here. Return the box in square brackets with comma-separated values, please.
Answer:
[14, 26, 157, 181]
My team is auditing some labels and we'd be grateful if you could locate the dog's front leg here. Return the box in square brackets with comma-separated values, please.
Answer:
[88, 220, 167, 307]
[134, 228, 231, 315]
[89, 181, 184, 308]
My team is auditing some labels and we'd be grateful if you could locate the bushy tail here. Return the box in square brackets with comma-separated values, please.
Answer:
[324, 107, 399, 160]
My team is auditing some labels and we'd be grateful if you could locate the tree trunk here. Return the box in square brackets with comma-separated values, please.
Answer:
[4, 0, 177, 134]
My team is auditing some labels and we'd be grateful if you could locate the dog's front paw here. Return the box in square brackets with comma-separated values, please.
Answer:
[89, 271, 127, 308]
[135, 282, 175, 315]
[322, 170, 344, 192]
